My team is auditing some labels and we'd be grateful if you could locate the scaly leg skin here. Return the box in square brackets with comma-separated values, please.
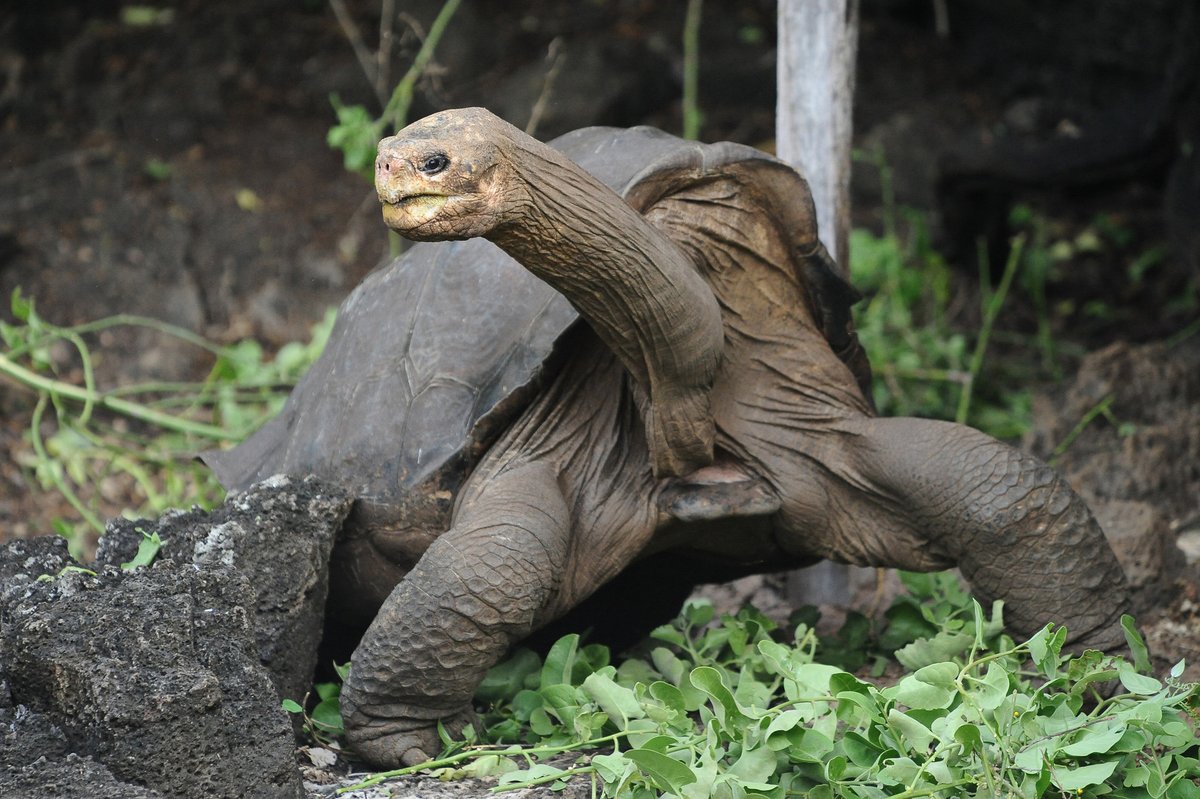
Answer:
[340, 461, 569, 768]
[786, 416, 1131, 654]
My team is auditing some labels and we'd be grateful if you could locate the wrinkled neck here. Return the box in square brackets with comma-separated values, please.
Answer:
[482, 135, 723, 477]
[487, 142, 677, 385]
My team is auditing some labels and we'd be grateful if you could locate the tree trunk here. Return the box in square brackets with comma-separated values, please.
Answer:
[776, 0, 859, 267]
[777, 0, 861, 605]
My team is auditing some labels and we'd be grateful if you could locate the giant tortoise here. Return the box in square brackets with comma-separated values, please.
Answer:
[206, 107, 1130, 768]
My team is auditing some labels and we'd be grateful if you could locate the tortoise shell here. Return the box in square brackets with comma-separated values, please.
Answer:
[205, 125, 869, 529]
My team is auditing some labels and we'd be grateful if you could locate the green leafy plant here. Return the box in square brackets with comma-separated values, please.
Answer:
[326, 0, 463, 176]
[0, 289, 334, 554]
[339, 576, 1197, 797]
[120, 528, 166, 569]
[849, 152, 1052, 440]
[283, 661, 351, 745]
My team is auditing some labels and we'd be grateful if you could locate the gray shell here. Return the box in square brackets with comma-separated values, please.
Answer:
[205, 125, 867, 523]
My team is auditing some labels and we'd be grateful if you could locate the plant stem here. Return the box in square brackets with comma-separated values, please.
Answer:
[492, 764, 595, 792]
[0, 352, 239, 441]
[30, 395, 106, 535]
[328, 0, 382, 105]
[956, 233, 1024, 425]
[681, 0, 703, 140]
[381, 0, 463, 133]
[1049, 394, 1114, 463]
[339, 732, 631, 794]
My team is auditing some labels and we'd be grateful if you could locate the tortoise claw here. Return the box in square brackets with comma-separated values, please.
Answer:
[341, 697, 476, 768]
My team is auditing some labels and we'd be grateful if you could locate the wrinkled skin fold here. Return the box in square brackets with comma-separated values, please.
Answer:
[252, 108, 1132, 768]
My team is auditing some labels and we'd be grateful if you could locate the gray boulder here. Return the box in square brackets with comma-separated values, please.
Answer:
[0, 475, 351, 799]
[95, 474, 352, 704]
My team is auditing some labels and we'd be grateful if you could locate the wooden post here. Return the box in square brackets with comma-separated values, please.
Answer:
[776, 0, 859, 267]
[777, 0, 860, 605]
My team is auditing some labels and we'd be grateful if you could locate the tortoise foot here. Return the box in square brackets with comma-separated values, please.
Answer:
[342, 700, 476, 768]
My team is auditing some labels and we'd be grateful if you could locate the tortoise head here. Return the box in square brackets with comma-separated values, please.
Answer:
[375, 108, 521, 241]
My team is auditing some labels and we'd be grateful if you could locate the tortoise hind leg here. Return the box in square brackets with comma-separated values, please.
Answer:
[340, 460, 570, 768]
[784, 416, 1130, 654]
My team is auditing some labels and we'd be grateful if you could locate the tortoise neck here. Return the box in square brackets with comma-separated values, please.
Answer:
[487, 140, 675, 325]
[482, 132, 724, 478]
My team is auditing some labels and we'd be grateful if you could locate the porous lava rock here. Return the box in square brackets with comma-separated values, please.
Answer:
[0, 475, 351, 799]
[95, 474, 352, 704]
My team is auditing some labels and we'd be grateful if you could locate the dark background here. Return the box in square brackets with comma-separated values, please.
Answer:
[1, 0, 1197, 533]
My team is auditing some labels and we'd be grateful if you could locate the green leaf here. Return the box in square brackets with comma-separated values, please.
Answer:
[1014, 739, 1054, 774]
[617, 656, 658, 686]
[459, 755, 517, 779]
[841, 732, 883, 768]
[1027, 624, 1067, 676]
[477, 648, 541, 703]
[767, 711, 833, 760]
[651, 647, 687, 685]
[310, 696, 343, 735]
[582, 672, 644, 730]
[787, 663, 843, 700]
[497, 763, 568, 788]
[1118, 662, 1163, 695]
[1050, 759, 1119, 791]
[647, 680, 686, 713]
[1155, 720, 1197, 748]
[11, 287, 32, 322]
[1168, 770, 1200, 799]
[689, 666, 756, 727]
[326, 95, 384, 175]
[730, 741, 778, 783]
[281, 698, 303, 714]
[121, 529, 164, 570]
[894, 631, 974, 670]
[528, 707, 556, 736]
[1061, 723, 1127, 757]
[878, 755, 921, 785]
[636, 683, 683, 727]
[1121, 615, 1152, 674]
[541, 634, 580, 688]
[953, 723, 982, 754]
[590, 752, 631, 785]
[683, 598, 715, 627]
[886, 662, 959, 710]
[881, 602, 938, 650]
[625, 748, 697, 793]
[888, 709, 937, 753]
[540, 683, 581, 729]
[973, 661, 1010, 712]
[314, 681, 340, 702]
[510, 689, 543, 723]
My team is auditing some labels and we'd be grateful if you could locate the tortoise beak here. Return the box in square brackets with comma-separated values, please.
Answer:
[375, 145, 450, 231]
[375, 146, 418, 206]
[380, 195, 450, 231]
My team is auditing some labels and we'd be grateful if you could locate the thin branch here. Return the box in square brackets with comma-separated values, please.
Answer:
[956, 234, 1024, 425]
[376, 0, 396, 103]
[381, 0, 463, 133]
[525, 38, 566, 137]
[682, 0, 704, 140]
[328, 0, 385, 107]
[0, 352, 241, 441]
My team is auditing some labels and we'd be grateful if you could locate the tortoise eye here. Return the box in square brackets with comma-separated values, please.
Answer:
[419, 154, 450, 175]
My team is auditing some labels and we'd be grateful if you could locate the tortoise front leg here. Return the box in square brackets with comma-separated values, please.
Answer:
[340, 461, 569, 768]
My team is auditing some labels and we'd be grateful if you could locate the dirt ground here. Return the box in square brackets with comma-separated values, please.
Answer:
[1, 0, 1198, 747]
